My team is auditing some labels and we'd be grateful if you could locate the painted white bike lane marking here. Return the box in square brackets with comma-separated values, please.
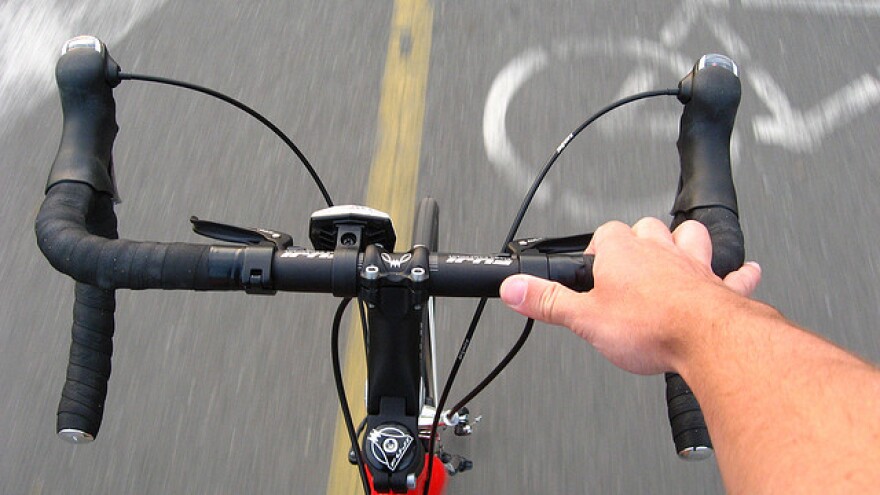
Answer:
[659, 0, 880, 152]
[483, 38, 713, 220]
[742, 0, 880, 15]
[482, 48, 551, 205]
[0, 0, 169, 137]
[484, 0, 880, 216]
[751, 68, 880, 152]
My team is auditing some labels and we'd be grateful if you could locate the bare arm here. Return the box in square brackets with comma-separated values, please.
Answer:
[500, 218, 880, 494]
[684, 296, 880, 494]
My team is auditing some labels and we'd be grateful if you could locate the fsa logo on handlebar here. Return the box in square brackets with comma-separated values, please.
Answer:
[445, 255, 513, 266]
[280, 251, 334, 259]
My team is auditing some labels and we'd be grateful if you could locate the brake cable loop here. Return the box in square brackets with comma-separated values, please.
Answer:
[422, 88, 680, 495]
[118, 72, 334, 207]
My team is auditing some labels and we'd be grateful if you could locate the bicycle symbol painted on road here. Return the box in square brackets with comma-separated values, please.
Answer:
[483, 0, 880, 217]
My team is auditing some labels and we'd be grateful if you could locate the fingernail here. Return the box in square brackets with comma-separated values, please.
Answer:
[500, 277, 527, 307]
[745, 261, 762, 274]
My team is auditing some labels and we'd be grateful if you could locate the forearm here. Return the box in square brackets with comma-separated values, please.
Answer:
[676, 294, 880, 494]
[500, 218, 879, 492]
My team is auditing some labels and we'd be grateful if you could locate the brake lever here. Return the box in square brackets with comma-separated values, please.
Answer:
[190, 216, 294, 249]
[507, 232, 593, 255]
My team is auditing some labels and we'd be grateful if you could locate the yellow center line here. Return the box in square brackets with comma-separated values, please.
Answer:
[325, 1, 433, 493]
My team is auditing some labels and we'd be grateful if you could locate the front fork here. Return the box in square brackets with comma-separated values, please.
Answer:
[418, 405, 480, 476]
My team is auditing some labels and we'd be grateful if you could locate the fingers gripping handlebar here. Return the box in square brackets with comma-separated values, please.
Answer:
[36, 37, 744, 473]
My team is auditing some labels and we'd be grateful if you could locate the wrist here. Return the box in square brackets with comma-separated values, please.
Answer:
[665, 287, 781, 379]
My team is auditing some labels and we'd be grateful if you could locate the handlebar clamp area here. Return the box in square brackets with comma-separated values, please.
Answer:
[308, 205, 399, 296]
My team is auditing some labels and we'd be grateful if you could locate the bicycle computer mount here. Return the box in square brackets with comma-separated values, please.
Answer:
[309, 205, 397, 251]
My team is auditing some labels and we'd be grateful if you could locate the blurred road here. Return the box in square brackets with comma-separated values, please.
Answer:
[3, 1, 880, 493]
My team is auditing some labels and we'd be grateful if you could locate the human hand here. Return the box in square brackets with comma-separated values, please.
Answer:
[499, 217, 761, 375]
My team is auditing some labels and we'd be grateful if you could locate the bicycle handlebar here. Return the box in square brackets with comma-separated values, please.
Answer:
[666, 55, 743, 459]
[36, 178, 596, 439]
[36, 37, 743, 473]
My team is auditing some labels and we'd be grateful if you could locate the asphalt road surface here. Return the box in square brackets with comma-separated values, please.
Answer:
[3, 1, 880, 493]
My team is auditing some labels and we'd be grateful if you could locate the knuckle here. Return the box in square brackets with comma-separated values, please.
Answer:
[633, 216, 661, 230]
[538, 282, 566, 323]
[598, 220, 628, 233]
[592, 220, 630, 247]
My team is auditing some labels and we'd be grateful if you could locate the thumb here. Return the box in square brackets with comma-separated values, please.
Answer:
[500, 274, 586, 327]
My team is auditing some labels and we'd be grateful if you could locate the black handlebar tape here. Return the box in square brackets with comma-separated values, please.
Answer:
[664, 372, 708, 458]
[48, 168, 119, 441]
[673, 207, 744, 282]
[59, 281, 117, 439]
[36, 184, 221, 291]
[667, 58, 743, 460]
[58, 282, 116, 441]
[46, 45, 119, 196]
[42, 43, 119, 442]
[35, 185, 215, 442]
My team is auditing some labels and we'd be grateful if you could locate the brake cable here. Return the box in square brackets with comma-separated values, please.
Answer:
[330, 298, 371, 495]
[118, 72, 334, 207]
[422, 87, 680, 494]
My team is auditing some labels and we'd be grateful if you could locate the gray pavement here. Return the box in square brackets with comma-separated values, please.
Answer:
[2, 1, 879, 493]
